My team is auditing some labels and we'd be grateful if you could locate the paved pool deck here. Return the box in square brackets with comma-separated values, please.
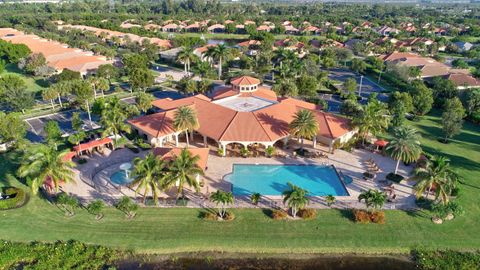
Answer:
[63, 141, 416, 210]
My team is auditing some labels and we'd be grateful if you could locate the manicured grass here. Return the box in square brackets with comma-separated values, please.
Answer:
[0, 113, 478, 254]
[1, 64, 48, 94]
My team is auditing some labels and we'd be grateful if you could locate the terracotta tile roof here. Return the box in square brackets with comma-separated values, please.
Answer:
[153, 147, 209, 170]
[446, 73, 480, 87]
[256, 25, 271, 31]
[237, 40, 261, 47]
[208, 24, 225, 31]
[231, 76, 260, 86]
[220, 112, 275, 142]
[128, 109, 177, 138]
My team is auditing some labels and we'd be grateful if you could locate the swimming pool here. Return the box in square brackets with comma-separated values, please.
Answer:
[225, 164, 349, 196]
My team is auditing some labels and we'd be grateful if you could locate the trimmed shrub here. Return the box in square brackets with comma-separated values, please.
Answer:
[370, 211, 385, 224]
[201, 212, 218, 221]
[353, 209, 371, 223]
[298, 208, 317, 220]
[271, 209, 288, 220]
[412, 249, 480, 270]
[224, 211, 235, 221]
[0, 187, 28, 210]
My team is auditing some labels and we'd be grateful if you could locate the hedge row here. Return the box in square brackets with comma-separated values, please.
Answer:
[0, 187, 28, 210]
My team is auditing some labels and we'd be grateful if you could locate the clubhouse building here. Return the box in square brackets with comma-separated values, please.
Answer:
[128, 76, 356, 153]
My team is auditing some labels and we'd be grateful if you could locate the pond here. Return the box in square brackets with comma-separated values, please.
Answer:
[117, 254, 415, 270]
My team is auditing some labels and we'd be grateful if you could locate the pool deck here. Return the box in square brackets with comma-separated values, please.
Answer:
[63, 142, 416, 210]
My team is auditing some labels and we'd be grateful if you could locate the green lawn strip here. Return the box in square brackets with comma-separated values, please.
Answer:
[2, 64, 48, 94]
[0, 113, 478, 254]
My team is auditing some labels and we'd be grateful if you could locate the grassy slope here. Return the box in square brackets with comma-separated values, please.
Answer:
[1, 64, 47, 94]
[0, 113, 478, 254]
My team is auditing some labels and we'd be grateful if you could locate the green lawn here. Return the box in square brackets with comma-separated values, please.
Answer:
[1, 64, 48, 94]
[0, 113, 478, 254]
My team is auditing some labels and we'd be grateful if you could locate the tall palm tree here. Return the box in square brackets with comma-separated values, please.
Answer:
[358, 189, 386, 212]
[385, 126, 422, 175]
[73, 80, 95, 129]
[210, 190, 234, 219]
[353, 97, 390, 145]
[274, 47, 288, 68]
[17, 144, 76, 194]
[414, 156, 459, 205]
[177, 46, 197, 74]
[282, 182, 309, 218]
[101, 97, 132, 145]
[173, 106, 199, 147]
[206, 44, 230, 79]
[289, 109, 319, 151]
[164, 149, 203, 199]
[88, 77, 109, 98]
[130, 153, 167, 205]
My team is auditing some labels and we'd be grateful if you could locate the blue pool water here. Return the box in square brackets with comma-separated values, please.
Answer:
[226, 164, 349, 196]
[110, 171, 133, 185]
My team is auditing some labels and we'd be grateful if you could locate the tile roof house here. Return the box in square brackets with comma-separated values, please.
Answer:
[381, 52, 450, 78]
[376, 26, 400, 36]
[207, 24, 225, 33]
[162, 23, 181, 32]
[128, 76, 356, 153]
[0, 28, 112, 76]
[445, 73, 480, 89]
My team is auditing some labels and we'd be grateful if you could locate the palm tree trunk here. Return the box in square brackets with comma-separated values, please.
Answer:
[184, 62, 187, 74]
[218, 57, 222, 79]
[93, 85, 97, 99]
[185, 130, 190, 146]
[50, 99, 55, 110]
[57, 93, 63, 108]
[86, 100, 93, 129]
[394, 159, 400, 175]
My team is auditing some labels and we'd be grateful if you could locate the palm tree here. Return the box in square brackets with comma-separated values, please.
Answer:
[210, 190, 234, 219]
[100, 97, 131, 145]
[88, 77, 109, 98]
[164, 149, 204, 199]
[206, 44, 230, 79]
[289, 109, 319, 152]
[251, 192, 261, 205]
[385, 126, 422, 175]
[17, 144, 76, 194]
[73, 80, 94, 129]
[282, 182, 309, 218]
[177, 46, 197, 74]
[274, 47, 288, 68]
[173, 106, 199, 147]
[353, 97, 390, 145]
[414, 156, 459, 205]
[130, 153, 167, 205]
[358, 189, 386, 212]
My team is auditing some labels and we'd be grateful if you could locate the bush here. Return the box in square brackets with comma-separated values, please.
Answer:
[0, 187, 28, 210]
[78, 158, 88, 165]
[353, 209, 371, 223]
[201, 211, 218, 221]
[224, 211, 235, 221]
[412, 249, 480, 270]
[386, 173, 404, 183]
[298, 208, 317, 220]
[271, 209, 288, 220]
[370, 211, 385, 224]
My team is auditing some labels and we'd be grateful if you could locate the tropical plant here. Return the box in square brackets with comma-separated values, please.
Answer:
[251, 192, 261, 205]
[414, 156, 459, 205]
[353, 95, 390, 145]
[385, 126, 422, 175]
[177, 46, 197, 73]
[173, 106, 199, 147]
[265, 146, 276, 157]
[358, 189, 386, 212]
[86, 199, 105, 219]
[135, 92, 155, 114]
[442, 97, 465, 143]
[210, 190, 234, 219]
[56, 193, 79, 216]
[100, 97, 134, 145]
[206, 44, 230, 79]
[72, 80, 95, 129]
[164, 149, 203, 199]
[115, 196, 138, 219]
[325, 195, 336, 206]
[17, 144, 76, 194]
[282, 182, 309, 218]
[130, 153, 167, 205]
[88, 76, 109, 98]
[289, 109, 319, 151]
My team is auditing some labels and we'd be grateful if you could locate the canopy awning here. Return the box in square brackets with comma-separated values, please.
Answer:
[73, 137, 113, 153]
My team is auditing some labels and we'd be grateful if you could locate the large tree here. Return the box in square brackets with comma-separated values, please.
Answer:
[130, 153, 167, 205]
[385, 126, 422, 175]
[0, 112, 27, 148]
[206, 44, 230, 79]
[135, 92, 155, 114]
[72, 80, 95, 128]
[289, 109, 319, 151]
[414, 156, 459, 205]
[0, 74, 34, 113]
[17, 144, 76, 194]
[177, 46, 197, 74]
[441, 97, 465, 143]
[408, 80, 433, 116]
[173, 106, 199, 147]
[353, 95, 390, 145]
[164, 149, 203, 199]
[100, 97, 136, 144]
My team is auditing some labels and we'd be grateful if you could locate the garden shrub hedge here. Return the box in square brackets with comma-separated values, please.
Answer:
[412, 249, 480, 270]
[0, 187, 28, 210]
[298, 208, 317, 220]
